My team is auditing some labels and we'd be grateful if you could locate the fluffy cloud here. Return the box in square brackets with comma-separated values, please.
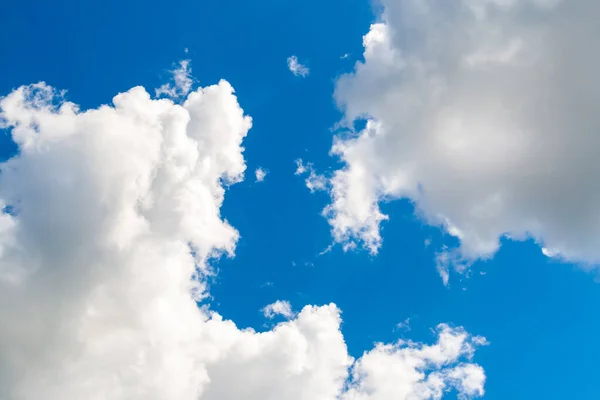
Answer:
[262, 300, 295, 319]
[322, 0, 600, 271]
[287, 55, 310, 77]
[342, 324, 487, 400]
[0, 76, 484, 399]
[255, 167, 267, 182]
[0, 78, 249, 399]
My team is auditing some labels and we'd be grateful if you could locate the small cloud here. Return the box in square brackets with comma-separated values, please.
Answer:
[438, 266, 450, 287]
[294, 159, 327, 192]
[318, 244, 334, 256]
[287, 55, 309, 77]
[155, 60, 193, 99]
[255, 167, 267, 182]
[541, 247, 560, 258]
[396, 318, 411, 332]
[306, 173, 327, 192]
[184, 47, 189, 54]
[435, 247, 471, 287]
[341, 53, 350, 59]
[294, 159, 307, 175]
[262, 300, 294, 319]
[472, 336, 490, 346]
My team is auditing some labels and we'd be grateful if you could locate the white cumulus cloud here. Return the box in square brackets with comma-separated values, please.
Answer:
[287, 55, 310, 77]
[0, 78, 250, 399]
[342, 324, 487, 400]
[320, 0, 600, 274]
[0, 74, 485, 399]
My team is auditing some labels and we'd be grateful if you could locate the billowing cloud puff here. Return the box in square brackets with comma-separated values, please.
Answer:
[342, 324, 487, 400]
[0, 78, 484, 399]
[0, 79, 250, 399]
[326, 0, 600, 269]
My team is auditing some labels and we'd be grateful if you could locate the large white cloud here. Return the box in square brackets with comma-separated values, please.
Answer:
[325, 0, 600, 269]
[0, 75, 485, 399]
[0, 78, 249, 399]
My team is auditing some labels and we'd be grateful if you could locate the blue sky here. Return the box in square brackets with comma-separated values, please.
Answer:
[2, 0, 600, 399]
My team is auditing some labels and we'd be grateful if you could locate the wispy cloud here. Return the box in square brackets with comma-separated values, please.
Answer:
[295, 159, 327, 193]
[155, 60, 193, 99]
[287, 55, 309, 77]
